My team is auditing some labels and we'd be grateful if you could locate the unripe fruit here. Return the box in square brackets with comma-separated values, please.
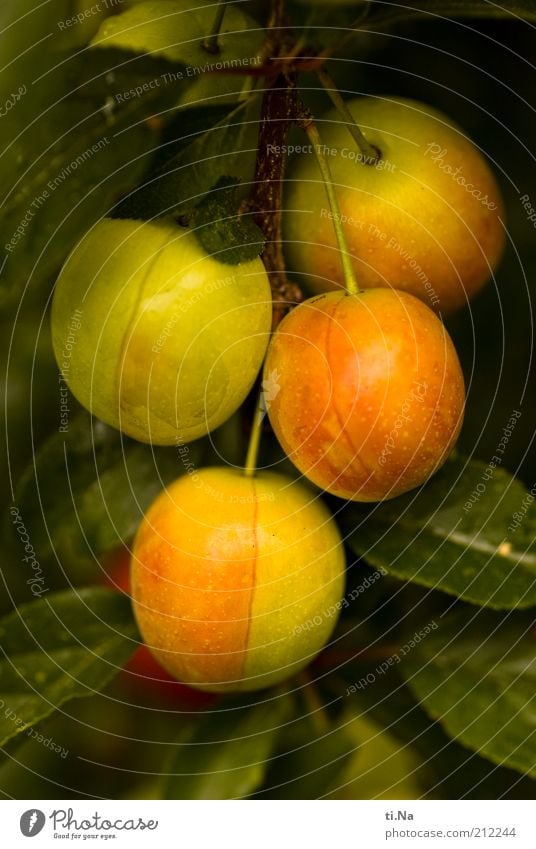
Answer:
[284, 97, 505, 314]
[91, 0, 264, 108]
[264, 289, 465, 502]
[51, 218, 271, 445]
[131, 468, 346, 692]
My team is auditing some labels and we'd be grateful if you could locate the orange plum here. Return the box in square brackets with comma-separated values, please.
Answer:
[131, 468, 346, 692]
[264, 289, 465, 501]
[103, 548, 216, 708]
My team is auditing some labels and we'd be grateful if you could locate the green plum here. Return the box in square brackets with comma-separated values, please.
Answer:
[91, 0, 264, 108]
[51, 218, 271, 445]
[284, 97, 505, 314]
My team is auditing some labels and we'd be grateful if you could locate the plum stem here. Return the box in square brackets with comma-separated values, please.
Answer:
[202, 0, 227, 55]
[317, 68, 380, 165]
[299, 112, 361, 296]
[244, 391, 265, 477]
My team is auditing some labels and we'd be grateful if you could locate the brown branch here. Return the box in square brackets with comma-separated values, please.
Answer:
[240, 0, 306, 327]
[251, 83, 292, 264]
[249, 76, 304, 327]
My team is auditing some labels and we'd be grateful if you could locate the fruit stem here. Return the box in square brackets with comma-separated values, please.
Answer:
[202, 0, 227, 55]
[299, 110, 361, 296]
[317, 68, 380, 165]
[243, 391, 265, 478]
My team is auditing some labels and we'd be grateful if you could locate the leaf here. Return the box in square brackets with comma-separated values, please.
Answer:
[254, 712, 355, 799]
[193, 177, 264, 263]
[91, 0, 265, 108]
[337, 658, 536, 799]
[343, 453, 536, 610]
[0, 588, 137, 747]
[0, 46, 179, 307]
[10, 411, 207, 581]
[400, 609, 536, 778]
[118, 96, 260, 219]
[0, 0, 72, 109]
[163, 694, 292, 799]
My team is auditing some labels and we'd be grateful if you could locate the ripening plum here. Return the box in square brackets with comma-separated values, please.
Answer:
[284, 97, 505, 313]
[131, 467, 346, 692]
[264, 289, 465, 501]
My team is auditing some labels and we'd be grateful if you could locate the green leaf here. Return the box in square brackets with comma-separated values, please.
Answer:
[0, 0, 76, 104]
[91, 0, 265, 108]
[193, 177, 264, 263]
[0, 588, 137, 747]
[343, 453, 536, 610]
[337, 658, 536, 799]
[0, 46, 179, 308]
[119, 96, 260, 220]
[10, 412, 207, 581]
[255, 711, 355, 799]
[163, 694, 292, 799]
[401, 609, 536, 778]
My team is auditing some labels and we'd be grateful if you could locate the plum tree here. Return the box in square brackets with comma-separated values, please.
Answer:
[131, 467, 346, 692]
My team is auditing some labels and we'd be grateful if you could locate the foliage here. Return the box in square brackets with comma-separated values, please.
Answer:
[344, 453, 536, 610]
[0, 589, 137, 747]
[1, 0, 535, 801]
